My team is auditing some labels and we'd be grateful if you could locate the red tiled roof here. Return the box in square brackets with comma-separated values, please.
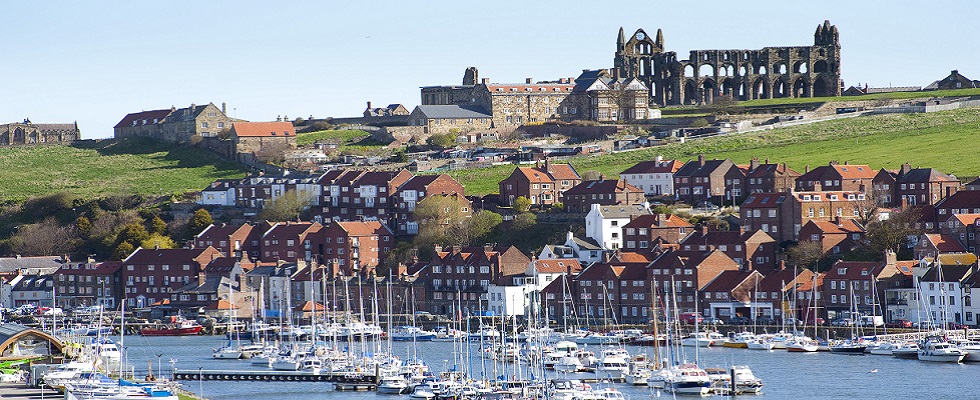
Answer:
[532, 259, 582, 274]
[952, 214, 980, 226]
[923, 233, 967, 253]
[232, 121, 295, 137]
[806, 219, 865, 234]
[124, 247, 219, 265]
[336, 221, 391, 236]
[487, 84, 574, 92]
[701, 270, 757, 293]
[205, 299, 239, 310]
[621, 160, 683, 175]
[831, 164, 876, 179]
[613, 252, 657, 263]
[623, 214, 694, 229]
[114, 109, 172, 129]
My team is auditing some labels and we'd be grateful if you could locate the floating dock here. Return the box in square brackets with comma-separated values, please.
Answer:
[172, 369, 376, 385]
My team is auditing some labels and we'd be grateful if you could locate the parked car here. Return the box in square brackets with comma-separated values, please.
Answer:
[702, 317, 724, 325]
[944, 322, 970, 330]
[831, 318, 852, 327]
[679, 312, 703, 325]
[914, 321, 937, 329]
[756, 317, 776, 325]
[885, 319, 913, 328]
[728, 316, 750, 325]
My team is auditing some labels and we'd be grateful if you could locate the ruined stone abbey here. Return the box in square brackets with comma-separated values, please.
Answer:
[615, 20, 842, 105]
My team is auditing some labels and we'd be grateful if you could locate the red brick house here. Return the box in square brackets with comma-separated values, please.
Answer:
[121, 247, 223, 308]
[932, 191, 980, 232]
[798, 219, 866, 256]
[622, 214, 693, 251]
[195, 222, 267, 259]
[744, 159, 800, 195]
[316, 169, 413, 225]
[260, 221, 323, 263]
[393, 174, 466, 235]
[823, 261, 890, 319]
[561, 179, 645, 213]
[756, 266, 815, 322]
[892, 163, 959, 207]
[914, 233, 967, 260]
[701, 270, 764, 321]
[941, 213, 980, 255]
[498, 160, 580, 206]
[55, 260, 122, 309]
[419, 245, 530, 314]
[316, 220, 394, 277]
[741, 190, 867, 243]
[795, 162, 876, 192]
[673, 155, 737, 205]
[646, 249, 741, 313]
[678, 227, 777, 272]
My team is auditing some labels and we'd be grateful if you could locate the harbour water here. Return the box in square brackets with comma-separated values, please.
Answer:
[119, 335, 977, 400]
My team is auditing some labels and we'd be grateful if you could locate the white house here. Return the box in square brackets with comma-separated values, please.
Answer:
[198, 179, 238, 206]
[585, 204, 652, 250]
[916, 260, 975, 326]
[619, 157, 683, 196]
[488, 259, 585, 317]
[539, 231, 606, 265]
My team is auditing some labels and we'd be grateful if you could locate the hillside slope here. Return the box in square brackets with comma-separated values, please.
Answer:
[0, 138, 246, 202]
[450, 107, 980, 196]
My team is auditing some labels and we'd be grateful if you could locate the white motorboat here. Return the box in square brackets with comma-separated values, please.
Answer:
[918, 336, 966, 363]
[731, 365, 764, 394]
[555, 355, 584, 373]
[596, 348, 630, 379]
[681, 331, 728, 347]
[377, 375, 410, 394]
[271, 355, 301, 371]
[891, 342, 920, 359]
[723, 331, 756, 348]
[409, 382, 437, 400]
[867, 342, 897, 356]
[952, 339, 980, 362]
[663, 363, 711, 396]
[543, 341, 578, 369]
[785, 337, 819, 352]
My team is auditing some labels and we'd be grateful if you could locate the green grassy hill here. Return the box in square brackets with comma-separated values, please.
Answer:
[0, 138, 246, 202]
[450, 107, 980, 196]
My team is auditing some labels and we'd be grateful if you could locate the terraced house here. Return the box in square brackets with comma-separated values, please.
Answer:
[498, 160, 580, 207]
[419, 245, 530, 315]
[114, 102, 238, 143]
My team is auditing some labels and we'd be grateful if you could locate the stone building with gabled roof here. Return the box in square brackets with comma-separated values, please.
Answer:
[230, 121, 297, 155]
[114, 102, 239, 143]
[0, 119, 80, 146]
[408, 105, 493, 134]
[924, 69, 979, 90]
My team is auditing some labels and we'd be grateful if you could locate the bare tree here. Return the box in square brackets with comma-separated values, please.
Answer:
[12, 217, 76, 256]
[865, 206, 924, 255]
[787, 240, 825, 271]
[854, 187, 887, 226]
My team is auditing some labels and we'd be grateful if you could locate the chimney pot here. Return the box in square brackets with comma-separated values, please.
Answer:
[526, 78, 532, 84]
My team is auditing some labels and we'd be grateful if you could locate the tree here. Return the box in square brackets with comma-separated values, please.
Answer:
[189, 209, 213, 236]
[513, 196, 532, 213]
[787, 240, 825, 271]
[113, 242, 134, 260]
[11, 217, 76, 256]
[258, 190, 315, 222]
[464, 210, 503, 245]
[512, 213, 537, 231]
[865, 206, 924, 256]
[426, 132, 457, 149]
[75, 216, 92, 238]
[141, 233, 177, 250]
[254, 141, 292, 165]
[149, 216, 167, 235]
[116, 223, 149, 249]
[413, 194, 470, 247]
[581, 170, 603, 181]
[707, 95, 740, 115]
[854, 187, 887, 227]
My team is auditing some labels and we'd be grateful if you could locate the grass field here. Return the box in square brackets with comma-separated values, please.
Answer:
[0, 138, 246, 202]
[448, 107, 980, 196]
[294, 129, 372, 146]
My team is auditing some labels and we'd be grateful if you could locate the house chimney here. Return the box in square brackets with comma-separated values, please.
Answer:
[805, 165, 810, 173]
[900, 162, 912, 177]
[222, 102, 227, 115]
[481, 78, 489, 85]
[197, 271, 207, 287]
[885, 249, 897, 267]
[367, 101, 372, 110]
[526, 78, 533, 84]
[698, 154, 706, 167]
[750, 158, 760, 171]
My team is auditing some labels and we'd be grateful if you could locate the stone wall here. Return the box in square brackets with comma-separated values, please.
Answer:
[489, 92, 567, 127]
[517, 124, 621, 141]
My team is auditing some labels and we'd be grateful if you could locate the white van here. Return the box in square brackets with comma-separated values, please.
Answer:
[858, 315, 884, 327]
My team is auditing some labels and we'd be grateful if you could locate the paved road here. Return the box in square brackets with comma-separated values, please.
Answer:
[0, 383, 60, 399]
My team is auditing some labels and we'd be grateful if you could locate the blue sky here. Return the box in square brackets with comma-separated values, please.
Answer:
[2, 1, 976, 139]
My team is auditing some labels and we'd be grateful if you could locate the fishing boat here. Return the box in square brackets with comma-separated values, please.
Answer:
[139, 315, 202, 336]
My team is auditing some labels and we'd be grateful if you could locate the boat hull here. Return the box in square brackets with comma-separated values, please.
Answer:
[140, 326, 202, 336]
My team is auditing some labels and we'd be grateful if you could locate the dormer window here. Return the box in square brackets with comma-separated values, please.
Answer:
[838, 268, 846, 275]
